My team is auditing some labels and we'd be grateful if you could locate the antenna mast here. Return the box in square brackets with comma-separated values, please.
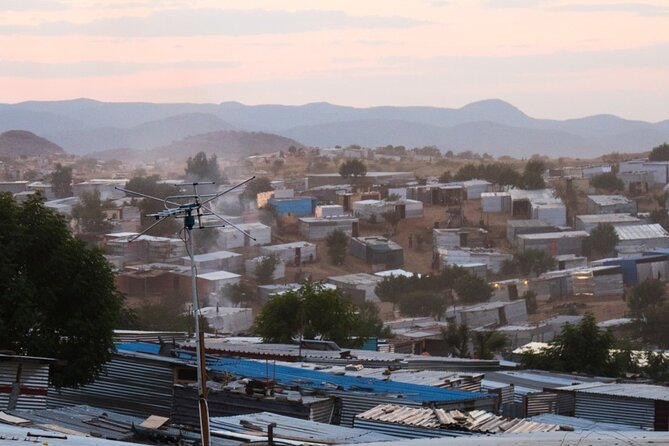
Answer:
[116, 176, 255, 446]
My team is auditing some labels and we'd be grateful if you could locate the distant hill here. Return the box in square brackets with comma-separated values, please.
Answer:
[2, 98, 668, 158]
[151, 130, 303, 160]
[0, 130, 65, 157]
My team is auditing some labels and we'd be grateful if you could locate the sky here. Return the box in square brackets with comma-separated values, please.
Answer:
[1, 0, 668, 121]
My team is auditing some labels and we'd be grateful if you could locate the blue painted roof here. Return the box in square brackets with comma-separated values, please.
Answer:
[116, 343, 488, 404]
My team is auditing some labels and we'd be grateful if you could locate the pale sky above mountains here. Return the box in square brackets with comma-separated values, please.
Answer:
[1, 0, 668, 121]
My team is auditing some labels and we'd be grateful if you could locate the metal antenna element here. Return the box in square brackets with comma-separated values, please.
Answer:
[114, 177, 256, 446]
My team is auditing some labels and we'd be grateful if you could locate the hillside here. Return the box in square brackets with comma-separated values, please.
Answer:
[151, 130, 303, 160]
[2, 98, 669, 157]
[0, 130, 65, 157]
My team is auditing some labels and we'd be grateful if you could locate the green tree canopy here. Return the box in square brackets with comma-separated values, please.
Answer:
[628, 279, 666, 318]
[649, 142, 669, 161]
[0, 194, 124, 387]
[472, 330, 508, 360]
[522, 159, 546, 190]
[590, 172, 624, 191]
[255, 282, 384, 347]
[255, 255, 279, 285]
[125, 175, 179, 236]
[441, 323, 470, 358]
[521, 313, 621, 376]
[185, 151, 223, 183]
[51, 163, 73, 198]
[453, 162, 522, 187]
[326, 228, 348, 265]
[339, 159, 367, 178]
[71, 190, 113, 235]
[585, 223, 619, 259]
[506, 249, 556, 277]
[241, 176, 274, 202]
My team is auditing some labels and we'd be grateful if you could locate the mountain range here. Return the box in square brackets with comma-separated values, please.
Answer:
[0, 98, 667, 159]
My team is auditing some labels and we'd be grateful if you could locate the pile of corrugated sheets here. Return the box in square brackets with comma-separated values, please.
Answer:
[356, 404, 563, 434]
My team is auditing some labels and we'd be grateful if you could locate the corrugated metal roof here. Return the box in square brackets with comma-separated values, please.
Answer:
[587, 194, 634, 205]
[516, 230, 588, 240]
[557, 382, 669, 401]
[355, 404, 561, 434]
[529, 413, 646, 432]
[576, 213, 640, 224]
[614, 223, 669, 240]
[117, 343, 491, 404]
[209, 411, 398, 444]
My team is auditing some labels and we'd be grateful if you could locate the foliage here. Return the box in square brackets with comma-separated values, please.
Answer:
[648, 142, 669, 161]
[339, 159, 367, 178]
[255, 254, 279, 285]
[326, 228, 348, 265]
[521, 313, 622, 376]
[185, 151, 223, 183]
[438, 170, 453, 183]
[506, 249, 556, 277]
[377, 145, 407, 156]
[381, 210, 401, 234]
[51, 163, 73, 198]
[241, 176, 274, 202]
[590, 172, 624, 191]
[375, 266, 492, 318]
[472, 330, 508, 360]
[585, 223, 619, 259]
[628, 279, 666, 319]
[523, 290, 538, 314]
[453, 162, 522, 187]
[650, 208, 669, 232]
[441, 323, 470, 358]
[131, 291, 208, 333]
[193, 228, 219, 254]
[226, 281, 257, 308]
[126, 175, 180, 236]
[254, 282, 381, 347]
[413, 146, 441, 158]
[0, 193, 124, 387]
[522, 159, 546, 189]
[72, 190, 113, 235]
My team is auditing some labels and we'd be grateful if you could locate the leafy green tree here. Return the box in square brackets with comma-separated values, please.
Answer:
[255, 282, 369, 347]
[628, 279, 666, 318]
[339, 159, 367, 178]
[521, 313, 623, 376]
[255, 255, 279, 285]
[591, 172, 624, 191]
[226, 281, 256, 308]
[585, 223, 619, 259]
[472, 330, 508, 360]
[439, 170, 453, 183]
[523, 290, 538, 314]
[132, 291, 209, 333]
[185, 151, 223, 183]
[352, 301, 392, 341]
[0, 193, 124, 387]
[649, 142, 669, 161]
[650, 208, 669, 232]
[51, 163, 73, 198]
[125, 175, 180, 236]
[381, 210, 401, 235]
[71, 190, 112, 235]
[513, 249, 556, 276]
[398, 291, 450, 320]
[452, 271, 492, 304]
[326, 228, 348, 265]
[522, 159, 546, 189]
[441, 323, 471, 358]
[241, 176, 273, 202]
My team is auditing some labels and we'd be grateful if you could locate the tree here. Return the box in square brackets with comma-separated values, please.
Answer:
[0, 193, 124, 387]
[628, 279, 666, 319]
[51, 163, 73, 198]
[71, 190, 112, 235]
[649, 142, 669, 161]
[522, 159, 546, 189]
[132, 291, 209, 333]
[339, 159, 367, 179]
[226, 282, 256, 308]
[255, 282, 368, 347]
[512, 249, 556, 276]
[326, 228, 348, 265]
[452, 271, 492, 304]
[125, 175, 180, 236]
[381, 210, 401, 235]
[185, 151, 222, 183]
[398, 290, 450, 320]
[441, 323, 470, 358]
[585, 223, 619, 259]
[472, 330, 508, 360]
[255, 255, 279, 285]
[521, 313, 623, 376]
[523, 290, 538, 314]
[439, 171, 453, 183]
[241, 177, 273, 203]
[591, 172, 624, 191]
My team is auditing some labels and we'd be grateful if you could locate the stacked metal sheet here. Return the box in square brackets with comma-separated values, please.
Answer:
[354, 404, 562, 438]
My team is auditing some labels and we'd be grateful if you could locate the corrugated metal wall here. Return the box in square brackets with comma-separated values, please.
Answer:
[353, 418, 467, 438]
[0, 362, 50, 411]
[47, 355, 176, 418]
[574, 394, 655, 430]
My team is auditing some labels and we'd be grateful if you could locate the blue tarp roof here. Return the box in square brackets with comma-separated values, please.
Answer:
[117, 342, 488, 404]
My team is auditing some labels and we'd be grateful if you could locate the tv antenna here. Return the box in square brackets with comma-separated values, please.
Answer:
[115, 176, 256, 446]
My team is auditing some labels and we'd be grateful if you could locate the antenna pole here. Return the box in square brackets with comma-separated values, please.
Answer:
[187, 224, 210, 446]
